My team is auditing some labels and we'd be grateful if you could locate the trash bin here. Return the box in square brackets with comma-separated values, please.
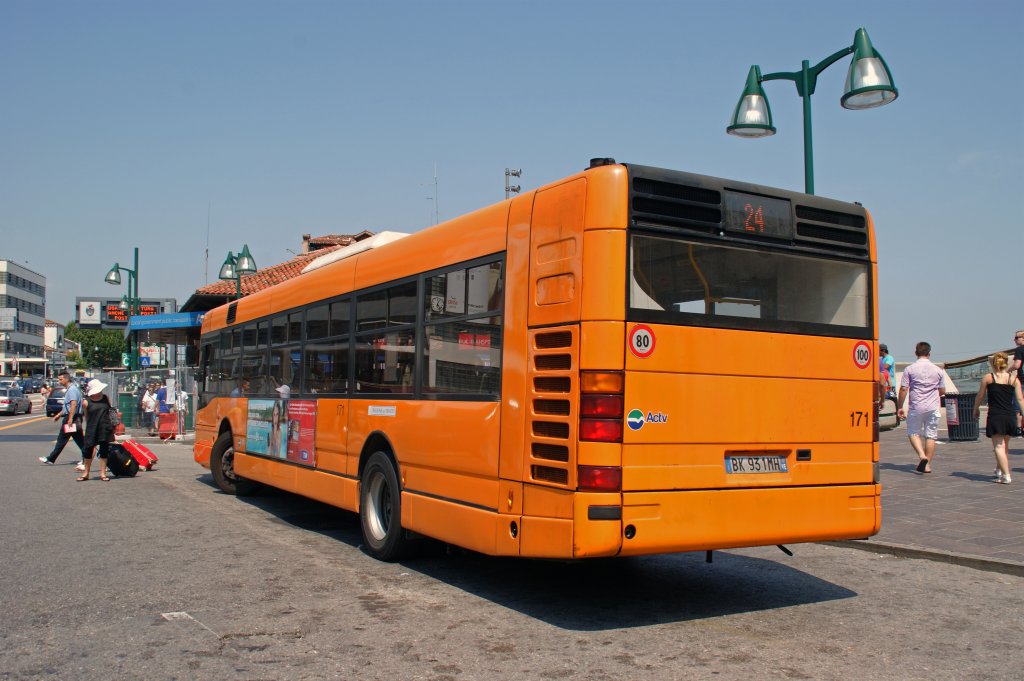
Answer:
[118, 393, 137, 429]
[944, 393, 979, 441]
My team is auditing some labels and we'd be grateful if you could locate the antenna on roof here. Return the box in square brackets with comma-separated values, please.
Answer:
[204, 202, 211, 285]
[505, 168, 522, 199]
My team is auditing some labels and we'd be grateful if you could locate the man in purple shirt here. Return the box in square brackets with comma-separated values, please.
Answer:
[897, 341, 947, 474]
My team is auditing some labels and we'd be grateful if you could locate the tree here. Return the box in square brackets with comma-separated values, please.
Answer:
[64, 321, 128, 369]
[65, 350, 84, 370]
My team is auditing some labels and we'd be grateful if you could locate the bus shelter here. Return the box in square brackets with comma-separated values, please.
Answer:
[110, 312, 205, 435]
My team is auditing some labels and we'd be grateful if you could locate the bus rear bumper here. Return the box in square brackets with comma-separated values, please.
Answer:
[614, 483, 881, 557]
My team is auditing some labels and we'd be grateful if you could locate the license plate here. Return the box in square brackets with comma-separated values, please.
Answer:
[725, 455, 788, 474]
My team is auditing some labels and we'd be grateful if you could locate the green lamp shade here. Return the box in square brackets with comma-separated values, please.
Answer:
[218, 252, 237, 280]
[841, 28, 898, 110]
[119, 295, 129, 311]
[235, 244, 257, 274]
[104, 264, 121, 285]
[727, 66, 776, 138]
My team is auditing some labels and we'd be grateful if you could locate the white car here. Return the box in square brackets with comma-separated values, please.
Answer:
[0, 387, 32, 415]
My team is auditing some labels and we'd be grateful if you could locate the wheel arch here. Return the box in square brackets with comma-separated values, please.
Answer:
[358, 431, 398, 481]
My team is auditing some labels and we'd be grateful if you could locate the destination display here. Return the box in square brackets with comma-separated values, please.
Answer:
[722, 190, 793, 239]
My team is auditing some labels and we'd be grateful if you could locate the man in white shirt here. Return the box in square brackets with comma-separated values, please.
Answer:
[897, 342, 947, 474]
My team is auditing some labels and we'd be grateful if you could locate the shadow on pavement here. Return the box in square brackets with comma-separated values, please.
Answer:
[879, 461, 922, 476]
[197, 474, 857, 631]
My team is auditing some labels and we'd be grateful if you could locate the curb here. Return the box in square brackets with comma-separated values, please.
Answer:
[829, 539, 1024, 578]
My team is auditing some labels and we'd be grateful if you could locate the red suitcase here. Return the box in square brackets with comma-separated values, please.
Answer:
[158, 412, 178, 440]
[122, 439, 158, 471]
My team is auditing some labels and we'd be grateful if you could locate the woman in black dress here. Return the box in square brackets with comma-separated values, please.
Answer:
[79, 379, 113, 481]
[972, 352, 1023, 484]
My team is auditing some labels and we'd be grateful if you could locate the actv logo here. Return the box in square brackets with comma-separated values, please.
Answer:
[626, 409, 668, 431]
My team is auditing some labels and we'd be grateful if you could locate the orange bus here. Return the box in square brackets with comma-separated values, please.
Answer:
[194, 159, 881, 561]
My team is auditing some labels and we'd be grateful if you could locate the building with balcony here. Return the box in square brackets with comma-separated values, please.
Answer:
[0, 260, 46, 376]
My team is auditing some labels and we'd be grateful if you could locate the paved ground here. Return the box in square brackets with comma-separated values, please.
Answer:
[128, 417, 1024, 575]
[847, 418, 1024, 573]
[19, 392, 1024, 575]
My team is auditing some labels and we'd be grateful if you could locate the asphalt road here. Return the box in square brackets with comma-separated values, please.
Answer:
[1, 412, 1021, 680]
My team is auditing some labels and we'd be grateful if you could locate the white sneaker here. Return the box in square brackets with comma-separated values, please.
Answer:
[994, 469, 1003, 482]
[75, 462, 86, 472]
[1001, 474, 1012, 484]
[38, 457, 53, 465]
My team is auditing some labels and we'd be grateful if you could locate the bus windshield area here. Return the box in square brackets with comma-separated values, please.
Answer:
[629, 233, 869, 333]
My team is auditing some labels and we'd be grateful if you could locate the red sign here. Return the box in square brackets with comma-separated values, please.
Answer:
[852, 341, 872, 369]
[105, 304, 159, 323]
[628, 324, 656, 359]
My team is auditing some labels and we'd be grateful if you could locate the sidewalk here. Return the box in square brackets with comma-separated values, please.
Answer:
[838, 423, 1024, 576]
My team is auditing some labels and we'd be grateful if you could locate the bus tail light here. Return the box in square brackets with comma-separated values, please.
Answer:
[580, 418, 624, 442]
[578, 465, 622, 492]
[581, 394, 623, 418]
[580, 371, 624, 443]
[581, 371, 624, 393]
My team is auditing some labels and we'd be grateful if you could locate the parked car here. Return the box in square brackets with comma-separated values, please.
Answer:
[46, 388, 66, 416]
[20, 377, 45, 393]
[0, 387, 32, 415]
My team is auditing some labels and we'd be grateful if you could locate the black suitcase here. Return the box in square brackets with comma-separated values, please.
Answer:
[106, 443, 140, 478]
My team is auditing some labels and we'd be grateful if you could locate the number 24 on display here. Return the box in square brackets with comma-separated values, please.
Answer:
[743, 203, 765, 233]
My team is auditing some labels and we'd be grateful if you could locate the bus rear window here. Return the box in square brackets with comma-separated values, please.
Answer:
[629, 234, 869, 334]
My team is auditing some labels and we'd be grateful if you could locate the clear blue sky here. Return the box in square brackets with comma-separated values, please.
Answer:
[2, 0, 1020, 362]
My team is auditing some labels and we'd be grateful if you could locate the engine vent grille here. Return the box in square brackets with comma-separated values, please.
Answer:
[226, 302, 238, 325]
[534, 399, 571, 416]
[532, 421, 570, 439]
[535, 354, 571, 371]
[794, 205, 869, 256]
[531, 466, 569, 485]
[528, 325, 577, 490]
[534, 377, 571, 393]
[631, 176, 722, 233]
[535, 331, 572, 349]
[532, 443, 569, 462]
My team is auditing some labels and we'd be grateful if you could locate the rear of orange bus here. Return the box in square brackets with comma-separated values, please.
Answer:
[524, 162, 880, 558]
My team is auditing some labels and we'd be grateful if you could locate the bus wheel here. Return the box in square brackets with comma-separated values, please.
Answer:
[210, 431, 257, 496]
[360, 451, 409, 561]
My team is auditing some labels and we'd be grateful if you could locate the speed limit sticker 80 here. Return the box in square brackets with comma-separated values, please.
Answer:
[629, 325, 656, 359]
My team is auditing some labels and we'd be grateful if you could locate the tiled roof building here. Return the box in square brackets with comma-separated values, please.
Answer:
[181, 231, 374, 312]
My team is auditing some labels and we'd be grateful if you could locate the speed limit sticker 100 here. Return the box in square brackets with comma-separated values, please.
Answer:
[629, 325, 656, 359]
[852, 341, 872, 369]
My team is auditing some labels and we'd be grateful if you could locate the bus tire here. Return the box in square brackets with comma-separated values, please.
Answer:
[360, 451, 409, 561]
[210, 431, 257, 496]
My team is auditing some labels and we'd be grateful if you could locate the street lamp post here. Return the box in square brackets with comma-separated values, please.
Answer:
[726, 27, 898, 195]
[105, 247, 140, 370]
[218, 244, 258, 299]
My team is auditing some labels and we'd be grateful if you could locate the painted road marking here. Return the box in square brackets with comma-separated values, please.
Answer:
[0, 416, 48, 431]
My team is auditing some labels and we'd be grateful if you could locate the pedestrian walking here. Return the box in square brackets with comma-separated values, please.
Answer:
[38, 371, 86, 465]
[1011, 330, 1024, 435]
[972, 352, 1022, 484]
[897, 342, 947, 474]
[142, 383, 157, 436]
[77, 379, 112, 481]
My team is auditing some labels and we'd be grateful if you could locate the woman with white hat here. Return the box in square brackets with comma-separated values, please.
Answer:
[78, 379, 113, 481]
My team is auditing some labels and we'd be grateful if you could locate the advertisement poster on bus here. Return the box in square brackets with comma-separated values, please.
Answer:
[245, 399, 284, 457]
[284, 399, 317, 466]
